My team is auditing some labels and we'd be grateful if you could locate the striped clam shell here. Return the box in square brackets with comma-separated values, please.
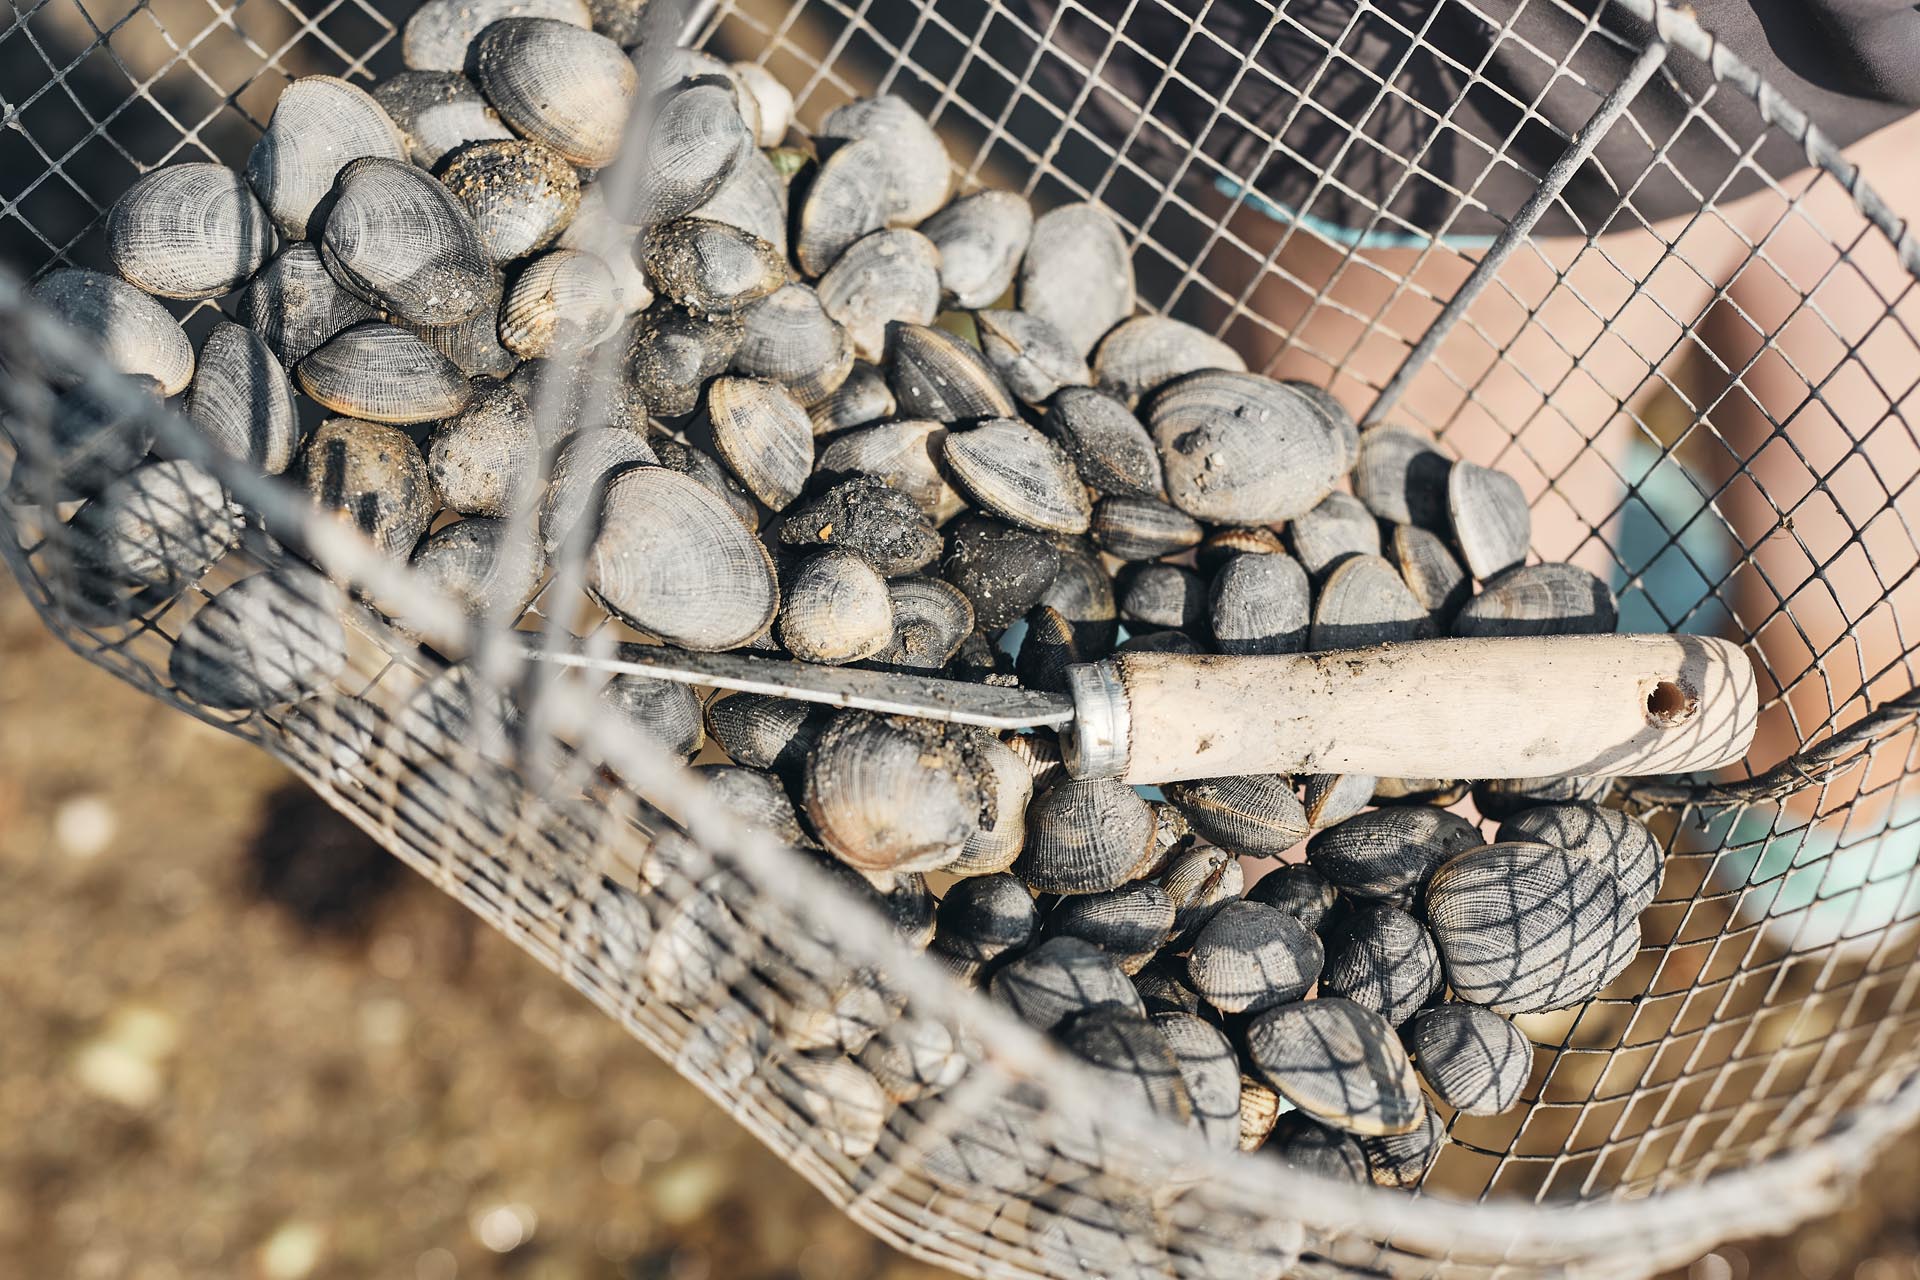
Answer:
[1117, 562, 1205, 634]
[626, 81, 751, 225]
[777, 549, 895, 665]
[1152, 1010, 1242, 1151]
[1042, 385, 1162, 500]
[107, 162, 272, 300]
[705, 375, 814, 510]
[808, 360, 895, 435]
[1289, 491, 1381, 579]
[409, 517, 545, 619]
[920, 190, 1033, 309]
[438, 139, 581, 263]
[1208, 551, 1311, 656]
[9, 379, 156, 507]
[695, 145, 791, 260]
[1013, 603, 1078, 695]
[1090, 495, 1202, 562]
[793, 136, 892, 277]
[1306, 804, 1484, 900]
[1094, 314, 1246, 407]
[705, 692, 830, 776]
[945, 731, 1031, 876]
[402, 0, 588, 71]
[1150, 371, 1344, 524]
[1244, 862, 1342, 932]
[859, 1013, 971, 1104]
[817, 228, 942, 362]
[300, 416, 439, 556]
[427, 380, 537, 518]
[1057, 1007, 1194, 1124]
[473, 19, 635, 169]
[933, 872, 1038, 964]
[1237, 1075, 1285, 1153]
[71, 460, 235, 594]
[887, 322, 1018, 423]
[499, 249, 623, 358]
[732, 284, 853, 407]
[1044, 881, 1176, 974]
[1244, 997, 1424, 1137]
[1354, 424, 1452, 529]
[1301, 772, 1378, 831]
[818, 95, 951, 225]
[698, 764, 808, 846]
[1265, 1113, 1368, 1182]
[1472, 774, 1614, 822]
[1447, 459, 1531, 580]
[767, 1056, 888, 1161]
[185, 321, 300, 475]
[874, 575, 975, 672]
[372, 71, 514, 167]
[1018, 202, 1135, 357]
[802, 711, 985, 874]
[245, 76, 407, 240]
[169, 570, 347, 711]
[1498, 801, 1661, 915]
[625, 306, 743, 417]
[557, 185, 653, 314]
[649, 434, 759, 531]
[417, 305, 519, 380]
[988, 935, 1144, 1032]
[319, 156, 497, 327]
[1356, 1099, 1447, 1188]
[239, 244, 374, 369]
[816, 418, 963, 524]
[941, 417, 1091, 536]
[29, 268, 194, 396]
[1388, 523, 1471, 619]
[297, 322, 472, 425]
[1163, 775, 1309, 859]
[1453, 562, 1619, 638]
[1038, 536, 1118, 656]
[1309, 552, 1438, 650]
[974, 308, 1091, 405]
[1317, 901, 1443, 1027]
[1184, 900, 1323, 1014]
[599, 673, 706, 761]
[1158, 842, 1244, 948]
[1403, 1002, 1533, 1116]
[1014, 777, 1157, 895]
[643, 216, 787, 315]
[1285, 378, 1361, 475]
[1197, 524, 1287, 574]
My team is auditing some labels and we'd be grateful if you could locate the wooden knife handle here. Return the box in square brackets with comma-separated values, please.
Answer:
[1060, 634, 1758, 785]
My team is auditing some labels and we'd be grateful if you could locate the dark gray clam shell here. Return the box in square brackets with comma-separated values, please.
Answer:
[296, 322, 472, 425]
[8, 378, 157, 508]
[1044, 386, 1163, 499]
[705, 375, 814, 511]
[921, 190, 1033, 309]
[1453, 562, 1619, 638]
[438, 139, 581, 263]
[859, 1013, 971, 1103]
[169, 570, 347, 711]
[1151, 371, 1344, 524]
[1038, 536, 1118, 655]
[1284, 379, 1360, 475]
[107, 162, 272, 300]
[29, 268, 194, 396]
[1058, 1007, 1194, 1124]
[1117, 562, 1205, 634]
[626, 80, 751, 225]
[300, 416, 439, 556]
[934, 872, 1038, 964]
[777, 549, 894, 665]
[401, 0, 588, 71]
[802, 711, 985, 873]
[807, 360, 895, 436]
[245, 75, 406, 240]
[793, 136, 892, 277]
[1163, 775, 1309, 858]
[427, 380, 537, 518]
[1016, 777, 1156, 895]
[1288, 491, 1380, 579]
[777, 475, 940, 575]
[598, 672, 705, 760]
[1185, 900, 1323, 1013]
[1308, 552, 1437, 650]
[1093, 314, 1245, 407]
[71, 460, 235, 594]
[1209, 551, 1311, 656]
[472, 18, 635, 169]
[409, 517, 544, 619]
[186, 322, 300, 475]
[940, 515, 1060, 631]
[818, 95, 951, 226]
[1266, 1113, 1369, 1182]
[418, 305, 520, 378]
[987, 935, 1144, 1032]
[887, 322, 1018, 423]
[1447, 458, 1531, 580]
[1245, 863, 1341, 932]
[1018, 201, 1134, 357]
[1044, 881, 1175, 973]
[974, 308, 1091, 405]
[1471, 774, 1614, 822]
[816, 419, 962, 524]
[1014, 604, 1079, 695]
[1498, 801, 1661, 914]
[1152, 1009, 1242, 1150]
[319, 156, 496, 327]
[947, 730, 1031, 875]
[372, 70, 513, 167]
[239, 244, 375, 369]
[1243, 996, 1424, 1137]
[1318, 901, 1442, 1027]
[694, 144, 790, 260]
[697, 763, 808, 846]
[1404, 1002, 1532, 1116]
[1132, 955, 1206, 1018]
[705, 692, 829, 775]
[1306, 804, 1484, 900]
[1353, 424, 1452, 529]
[1090, 494, 1202, 562]
[625, 306, 743, 418]
[942, 418, 1091, 536]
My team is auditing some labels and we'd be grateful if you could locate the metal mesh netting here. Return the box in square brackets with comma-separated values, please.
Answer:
[4, 0, 1920, 1276]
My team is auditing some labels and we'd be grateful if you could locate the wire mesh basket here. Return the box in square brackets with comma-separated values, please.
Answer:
[5, 0, 1920, 1276]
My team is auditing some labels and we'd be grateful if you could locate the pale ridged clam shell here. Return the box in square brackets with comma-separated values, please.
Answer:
[776, 475, 939, 575]
[705, 375, 813, 510]
[29, 269, 194, 395]
[1307, 805, 1484, 900]
[625, 306, 742, 417]
[628, 81, 751, 225]
[438, 139, 581, 263]
[72, 460, 235, 593]
[1404, 1003, 1532, 1116]
[1094, 315, 1246, 406]
[499, 248, 622, 358]
[1245, 863, 1341, 932]
[1389, 523, 1470, 619]
[1425, 840, 1635, 1015]
[1185, 901, 1322, 1014]
[1356, 1103, 1446, 1188]
[816, 419, 962, 524]
[793, 136, 891, 277]
[1058, 1007, 1194, 1123]
[1237, 1076, 1287, 1153]
[417, 305, 520, 379]
[1164, 775, 1309, 858]
[1498, 801, 1661, 915]
[803, 711, 985, 873]
[599, 673, 705, 760]
[705, 692, 829, 774]
[1453, 562, 1618, 638]
[1018, 202, 1134, 357]
[427, 381, 536, 517]
[733, 284, 852, 406]
[858, 1013, 971, 1103]
[1244, 997, 1424, 1137]
[942, 417, 1091, 535]
[807, 360, 894, 435]
[988, 935, 1144, 1032]
[169, 570, 347, 711]
[542, 427, 655, 555]
[1038, 537, 1118, 655]
[239, 244, 375, 368]
[185, 321, 299, 474]
[1209, 551, 1311, 656]
[1159, 842, 1243, 948]
[874, 575, 974, 670]
[1153, 1010, 1242, 1151]
[947, 731, 1029, 875]
[107, 163, 272, 301]
[1318, 901, 1442, 1026]
[1301, 773, 1377, 832]
[887, 322, 1018, 423]
[319, 156, 497, 326]
[1015, 777, 1155, 895]
[1045, 881, 1174, 974]
[1117, 562, 1205, 633]
[1354, 424, 1452, 529]
[246, 76, 406, 240]
[817, 229, 941, 362]
[768, 1056, 888, 1161]
[941, 516, 1062, 631]
[473, 18, 635, 168]
[920, 190, 1033, 309]
[402, 0, 588, 70]
[410, 516, 544, 618]
[1043, 385, 1162, 500]
[1151, 371, 1343, 524]
[372, 71, 514, 167]
[1309, 553, 1437, 650]
[934, 873, 1038, 963]
[777, 549, 894, 664]
[301, 416, 439, 555]
[297, 322, 472, 424]
[974, 308, 1090, 405]
[1267, 1114, 1368, 1181]
[1197, 525, 1286, 574]
[1471, 774, 1613, 822]
[694, 145, 790, 259]
[818, 95, 951, 225]
[1289, 491, 1381, 578]
[643, 216, 786, 315]
[1090, 495, 1201, 562]
[1448, 459, 1531, 579]
[587, 464, 778, 649]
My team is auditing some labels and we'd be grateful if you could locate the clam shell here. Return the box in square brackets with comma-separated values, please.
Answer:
[239, 244, 375, 369]
[733, 284, 852, 407]
[297, 322, 472, 424]
[301, 416, 439, 556]
[777, 475, 939, 575]
[816, 419, 962, 524]
[403, 0, 587, 70]
[942, 418, 1091, 535]
[1266, 1114, 1368, 1182]
[107, 163, 272, 301]
[280, 694, 385, 791]
[438, 139, 581, 263]
[1237, 1077, 1287, 1154]
[627, 81, 751, 224]
[1244, 996, 1423, 1137]
[625, 305, 743, 417]
[768, 1055, 888, 1160]
[1158, 843, 1244, 947]
[974, 308, 1091, 405]
[1308, 553, 1437, 650]
[859, 1013, 970, 1103]
[1152, 1010, 1242, 1150]
[1318, 901, 1442, 1027]
[1301, 772, 1377, 831]
[1389, 523, 1470, 619]
[1014, 604, 1078, 695]
[705, 375, 813, 510]
[557, 185, 653, 313]
[1185, 900, 1323, 1013]
[705, 692, 829, 774]
[819, 96, 950, 224]
[417, 306, 520, 378]
[372, 71, 514, 167]
[410, 516, 544, 617]
[185, 321, 299, 474]
[1058, 1007, 1194, 1124]
[808, 360, 895, 435]
[643, 217, 786, 315]
[874, 575, 974, 671]
[649, 434, 758, 537]
[29, 269, 194, 395]
[1426, 840, 1635, 1015]
[1045, 881, 1174, 973]
[1043, 386, 1162, 499]
[1090, 495, 1201, 562]
[887, 322, 1018, 423]
[947, 731, 1031, 875]
[793, 136, 892, 277]
[988, 935, 1144, 1032]
[777, 549, 894, 664]
[1372, 776, 1472, 808]
[1197, 525, 1286, 574]
[644, 885, 744, 1007]
[934, 872, 1038, 963]
[803, 711, 984, 873]
[1018, 202, 1134, 357]
[699, 763, 807, 845]
[1209, 551, 1311, 655]
[1117, 562, 1205, 634]
[1283, 380, 1359, 471]
[169, 570, 347, 711]
[1356, 1097, 1447, 1187]
[1117, 629, 1202, 656]
[1094, 315, 1246, 406]
[1133, 955, 1205, 1018]
[473, 18, 635, 168]
[9, 378, 157, 506]
[1015, 777, 1156, 895]
[1307, 805, 1484, 900]
[1245, 863, 1341, 932]
[1498, 801, 1661, 915]
[1453, 562, 1619, 638]
[920, 190, 1033, 309]
[599, 672, 705, 760]
[1289, 491, 1380, 578]
[584, 0, 650, 46]
[1404, 1003, 1532, 1116]
[71, 460, 235, 593]
[245, 76, 407, 240]
[499, 248, 623, 358]
[427, 381, 536, 517]
[1038, 536, 1118, 655]
[816, 230, 941, 362]
[1471, 774, 1613, 822]
[1164, 775, 1309, 858]
[1150, 372, 1343, 524]
[319, 156, 497, 326]
[730, 63, 792, 147]
[1353, 424, 1452, 529]
[588, 464, 778, 648]
[1448, 459, 1531, 580]
[940, 515, 1060, 630]
[694, 144, 790, 259]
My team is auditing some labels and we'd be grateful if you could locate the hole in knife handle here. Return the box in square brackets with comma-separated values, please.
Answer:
[1646, 679, 1696, 727]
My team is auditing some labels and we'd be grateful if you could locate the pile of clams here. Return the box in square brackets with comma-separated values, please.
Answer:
[21, 13, 1657, 1193]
